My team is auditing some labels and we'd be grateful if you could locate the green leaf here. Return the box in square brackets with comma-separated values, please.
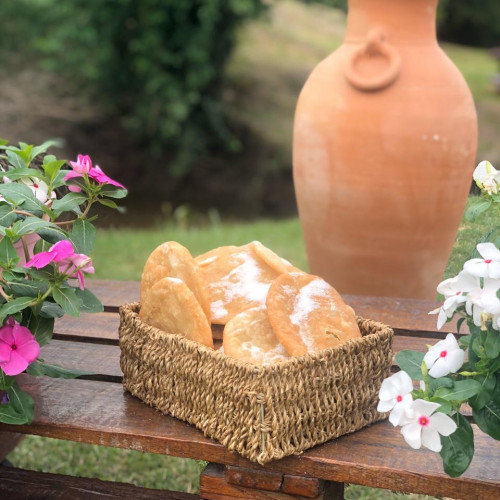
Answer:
[98, 198, 118, 209]
[435, 379, 482, 402]
[0, 297, 33, 322]
[1, 168, 44, 181]
[39, 301, 65, 319]
[429, 377, 454, 394]
[0, 404, 31, 425]
[0, 204, 18, 227]
[485, 329, 500, 359]
[7, 382, 34, 423]
[36, 225, 67, 245]
[74, 287, 104, 313]
[440, 413, 474, 477]
[31, 139, 62, 160]
[14, 218, 54, 236]
[42, 159, 66, 184]
[6, 150, 27, 169]
[472, 391, 500, 440]
[52, 286, 81, 317]
[7, 280, 49, 298]
[26, 360, 91, 379]
[470, 374, 497, 411]
[51, 192, 88, 214]
[27, 314, 54, 347]
[0, 371, 16, 390]
[70, 218, 96, 255]
[0, 236, 20, 269]
[429, 397, 451, 414]
[394, 350, 425, 380]
[0, 183, 44, 216]
[98, 185, 128, 199]
[465, 198, 491, 222]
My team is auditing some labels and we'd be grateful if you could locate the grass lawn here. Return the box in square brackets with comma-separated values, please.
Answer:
[7, 197, 499, 498]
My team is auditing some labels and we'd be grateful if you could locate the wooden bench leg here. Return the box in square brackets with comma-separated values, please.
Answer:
[200, 463, 344, 499]
[0, 432, 24, 463]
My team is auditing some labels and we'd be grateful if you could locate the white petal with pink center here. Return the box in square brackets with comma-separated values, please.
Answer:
[430, 272, 475, 329]
[464, 243, 500, 279]
[423, 333, 465, 378]
[377, 371, 414, 425]
[19, 177, 49, 203]
[400, 399, 457, 452]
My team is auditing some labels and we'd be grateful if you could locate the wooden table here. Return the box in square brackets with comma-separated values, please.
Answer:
[0, 280, 498, 499]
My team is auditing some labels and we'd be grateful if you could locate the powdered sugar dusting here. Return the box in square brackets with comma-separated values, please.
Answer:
[209, 252, 271, 317]
[211, 299, 228, 320]
[167, 277, 183, 284]
[290, 278, 333, 350]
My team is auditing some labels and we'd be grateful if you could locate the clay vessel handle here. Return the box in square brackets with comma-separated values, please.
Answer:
[345, 28, 401, 91]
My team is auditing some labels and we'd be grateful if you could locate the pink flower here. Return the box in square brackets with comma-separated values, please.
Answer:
[24, 240, 75, 269]
[64, 154, 125, 189]
[59, 252, 95, 290]
[70, 154, 92, 174]
[25, 240, 74, 269]
[0, 318, 40, 376]
[24, 240, 94, 289]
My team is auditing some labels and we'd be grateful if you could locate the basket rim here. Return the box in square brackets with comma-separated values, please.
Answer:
[119, 301, 394, 374]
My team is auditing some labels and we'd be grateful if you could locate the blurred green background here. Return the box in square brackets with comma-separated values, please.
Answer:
[0, 0, 499, 221]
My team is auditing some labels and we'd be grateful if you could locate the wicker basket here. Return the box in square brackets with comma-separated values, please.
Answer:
[119, 302, 393, 464]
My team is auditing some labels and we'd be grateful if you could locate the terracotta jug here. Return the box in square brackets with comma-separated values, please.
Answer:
[293, 0, 478, 299]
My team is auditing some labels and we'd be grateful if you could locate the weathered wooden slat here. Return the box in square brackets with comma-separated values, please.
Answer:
[1, 376, 497, 500]
[87, 280, 454, 334]
[40, 340, 122, 381]
[40, 335, 444, 383]
[0, 465, 199, 499]
[54, 313, 120, 343]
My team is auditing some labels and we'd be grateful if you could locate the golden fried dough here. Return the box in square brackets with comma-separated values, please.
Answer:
[266, 272, 361, 356]
[139, 277, 213, 348]
[223, 307, 289, 365]
[195, 244, 281, 324]
[249, 241, 300, 274]
[140, 241, 210, 320]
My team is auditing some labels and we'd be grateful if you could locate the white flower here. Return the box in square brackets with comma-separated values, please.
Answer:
[463, 243, 500, 279]
[430, 272, 477, 329]
[400, 399, 457, 452]
[423, 333, 465, 378]
[19, 177, 49, 203]
[465, 278, 500, 327]
[377, 371, 414, 426]
[473, 160, 500, 195]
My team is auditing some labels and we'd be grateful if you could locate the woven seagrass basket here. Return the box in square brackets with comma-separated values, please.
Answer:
[119, 302, 393, 464]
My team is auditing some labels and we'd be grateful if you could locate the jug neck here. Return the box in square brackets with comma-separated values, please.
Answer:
[345, 0, 439, 45]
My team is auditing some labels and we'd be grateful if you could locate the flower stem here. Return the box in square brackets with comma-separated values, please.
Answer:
[20, 236, 30, 263]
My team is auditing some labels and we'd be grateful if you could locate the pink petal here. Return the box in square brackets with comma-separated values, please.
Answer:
[12, 325, 40, 362]
[0, 350, 29, 375]
[50, 240, 75, 261]
[88, 166, 125, 189]
[63, 170, 83, 182]
[77, 270, 85, 290]
[68, 185, 82, 193]
[25, 251, 55, 269]
[0, 341, 12, 362]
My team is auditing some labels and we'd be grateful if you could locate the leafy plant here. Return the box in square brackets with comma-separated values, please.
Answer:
[0, 140, 127, 424]
[378, 161, 500, 477]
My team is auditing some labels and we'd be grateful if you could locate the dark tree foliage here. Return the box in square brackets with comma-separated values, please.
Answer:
[438, 0, 500, 48]
[36, 0, 266, 176]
